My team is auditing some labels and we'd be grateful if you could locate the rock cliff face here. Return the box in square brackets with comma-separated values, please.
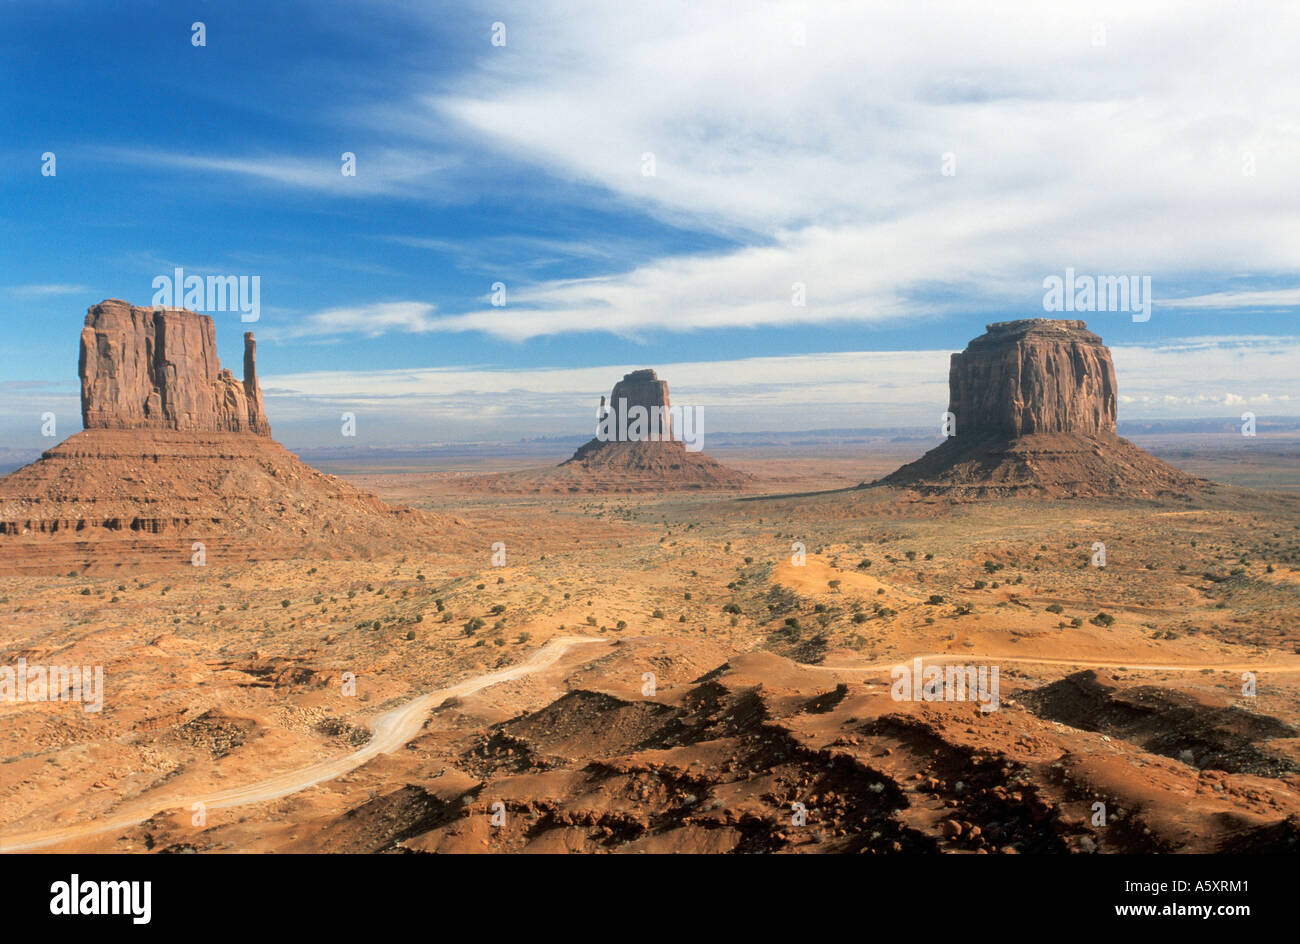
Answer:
[79, 299, 270, 435]
[605, 369, 673, 440]
[949, 319, 1116, 438]
[464, 368, 751, 493]
[0, 299, 457, 574]
[879, 319, 1205, 498]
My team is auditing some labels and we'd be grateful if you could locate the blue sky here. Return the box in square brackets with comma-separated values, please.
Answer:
[2, 0, 1298, 447]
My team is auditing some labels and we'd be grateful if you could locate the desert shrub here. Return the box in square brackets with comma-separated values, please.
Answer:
[1090, 612, 1115, 627]
[1046, 603, 1064, 614]
[652, 608, 665, 619]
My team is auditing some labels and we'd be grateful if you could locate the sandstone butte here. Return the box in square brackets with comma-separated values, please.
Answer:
[560, 369, 751, 491]
[0, 300, 454, 575]
[79, 299, 271, 436]
[458, 369, 752, 494]
[878, 319, 1207, 498]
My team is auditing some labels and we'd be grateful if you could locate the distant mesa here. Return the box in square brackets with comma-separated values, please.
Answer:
[876, 319, 1207, 498]
[466, 369, 752, 494]
[0, 300, 453, 574]
[558, 369, 750, 490]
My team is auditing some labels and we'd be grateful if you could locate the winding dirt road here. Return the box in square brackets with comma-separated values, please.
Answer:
[0, 635, 607, 853]
[3, 636, 1296, 853]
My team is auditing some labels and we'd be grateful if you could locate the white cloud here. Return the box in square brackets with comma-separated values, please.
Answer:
[101, 147, 456, 197]
[265, 302, 441, 339]
[405, 0, 1300, 338]
[1158, 289, 1300, 310]
[7, 284, 88, 297]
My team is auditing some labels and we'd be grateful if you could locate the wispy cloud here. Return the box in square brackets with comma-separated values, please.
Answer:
[1158, 289, 1300, 310]
[7, 284, 89, 297]
[264, 301, 441, 340]
[100, 147, 456, 197]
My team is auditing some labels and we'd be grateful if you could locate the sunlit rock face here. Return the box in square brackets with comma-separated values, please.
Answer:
[79, 299, 270, 436]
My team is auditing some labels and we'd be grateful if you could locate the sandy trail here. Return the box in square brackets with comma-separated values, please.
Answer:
[0, 635, 608, 853]
[4, 636, 1296, 853]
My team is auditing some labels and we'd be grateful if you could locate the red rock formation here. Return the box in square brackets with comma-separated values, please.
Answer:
[949, 319, 1116, 438]
[605, 368, 673, 440]
[879, 319, 1205, 498]
[556, 368, 749, 491]
[0, 299, 459, 573]
[79, 299, 270, 435]
[460, 369, 750, 493]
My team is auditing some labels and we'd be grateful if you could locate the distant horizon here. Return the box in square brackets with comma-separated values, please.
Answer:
[1, 316, 1296, 449]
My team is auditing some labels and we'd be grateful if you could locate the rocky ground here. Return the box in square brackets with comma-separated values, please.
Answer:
[2, 449, 1298, 853]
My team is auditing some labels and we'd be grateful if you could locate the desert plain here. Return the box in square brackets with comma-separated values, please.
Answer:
[2, 431, 1299, 854]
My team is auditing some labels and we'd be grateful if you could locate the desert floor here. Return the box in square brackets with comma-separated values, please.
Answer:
[2, 436, 1299, 853]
